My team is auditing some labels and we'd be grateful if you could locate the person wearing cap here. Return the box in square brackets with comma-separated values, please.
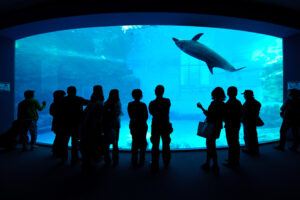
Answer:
[17, 90, 46, 151]
[274, 89, 300, 152]
[241, 90, 261, 155]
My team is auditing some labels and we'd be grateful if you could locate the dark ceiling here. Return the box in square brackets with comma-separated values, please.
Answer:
[0, 0, 299, 39]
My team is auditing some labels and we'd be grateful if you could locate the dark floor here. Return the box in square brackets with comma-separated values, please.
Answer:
[0, 142, 299, 200]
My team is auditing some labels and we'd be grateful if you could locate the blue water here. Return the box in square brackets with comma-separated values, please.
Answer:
[15, 25, 283, 150]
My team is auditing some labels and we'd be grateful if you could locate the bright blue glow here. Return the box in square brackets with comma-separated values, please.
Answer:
[15, 25, 283, 150]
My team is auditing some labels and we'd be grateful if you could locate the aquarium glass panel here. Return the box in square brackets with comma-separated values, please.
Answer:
[15, 25, 283, 150]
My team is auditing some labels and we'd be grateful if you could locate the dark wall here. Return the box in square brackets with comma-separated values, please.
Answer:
[283, 34, 300, 100]
[0, 36, 14, 133]
[1, 1, 300, 30]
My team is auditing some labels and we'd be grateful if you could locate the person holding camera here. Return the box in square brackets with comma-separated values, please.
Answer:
[197, 87, 226, 174]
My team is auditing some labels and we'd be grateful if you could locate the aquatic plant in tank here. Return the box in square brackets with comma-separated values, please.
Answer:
[15, 25, 283, 150]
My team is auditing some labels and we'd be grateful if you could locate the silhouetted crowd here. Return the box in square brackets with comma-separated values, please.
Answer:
[1, 85, 300, 176]
[197, 87, 262, 174]
[13, 85, 172, 175]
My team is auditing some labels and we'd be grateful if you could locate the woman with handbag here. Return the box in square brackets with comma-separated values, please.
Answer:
[197, 87, 226, 173]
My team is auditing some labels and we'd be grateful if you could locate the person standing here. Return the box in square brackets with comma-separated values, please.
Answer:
[81, 85, 105, 173]
[61, 86, 89, 165]
[149, 85, 172, 172]
[223, 86, 242, 168]
[241, 90, 261, 155]
[17, 90, 46, 151]
[128, 89, 148, 167]
[103, 89, 122, 166]
[197, 87, 226, 173]
[50, 90, 66, 157]
[274, 89, 300, 152]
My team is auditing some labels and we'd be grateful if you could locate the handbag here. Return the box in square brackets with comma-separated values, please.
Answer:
[197, 121, 217, 139]
[256, 116, 264, 127]
[167, 122, 173, 134]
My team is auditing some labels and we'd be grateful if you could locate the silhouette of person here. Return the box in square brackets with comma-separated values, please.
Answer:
[274, 89, 300, 152]
[223, 86, 242, 168]
[149, 85, 172, 172]
[127, 89, 148, 167]
[81, 85, 104, 173]
[241, 90, 261, 155]
[0, 120, 22, 150]
[61, 86, 89, 165]
[17, 90, 46, 151]
[103, 89, 122, 166]
[197, 87, 226, 173]
[50, 90, 66, 157]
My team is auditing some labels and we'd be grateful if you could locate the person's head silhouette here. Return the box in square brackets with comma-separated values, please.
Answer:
[108, 89, 120, 103]
[155, 85, 164, 98]
[91, 85, 104, 102]
[53, 90, 66, 102]
[227, 86, 238, 98]
[242, 90, 254, 101]
[132, 89, 142, 101]
[24, 90, 34, 99]
[288, 89, 299, 100]
[212, 87, 225, 101]
[67, 86, 76, 97]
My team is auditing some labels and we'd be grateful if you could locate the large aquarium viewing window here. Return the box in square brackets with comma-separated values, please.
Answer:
[15, 25, 283, 150]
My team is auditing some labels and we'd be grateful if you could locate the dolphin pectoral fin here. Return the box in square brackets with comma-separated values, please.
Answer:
[235, 67, 245, 71]
[206, 62, 214, 74]
[232, 67, 246, 72]
[192, 33, 203, 41]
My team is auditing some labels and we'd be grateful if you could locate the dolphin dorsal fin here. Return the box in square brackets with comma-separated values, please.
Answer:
[192, 33, 203, 41]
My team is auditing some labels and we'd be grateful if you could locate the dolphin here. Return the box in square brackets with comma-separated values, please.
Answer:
[172, 33, 245, 74]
